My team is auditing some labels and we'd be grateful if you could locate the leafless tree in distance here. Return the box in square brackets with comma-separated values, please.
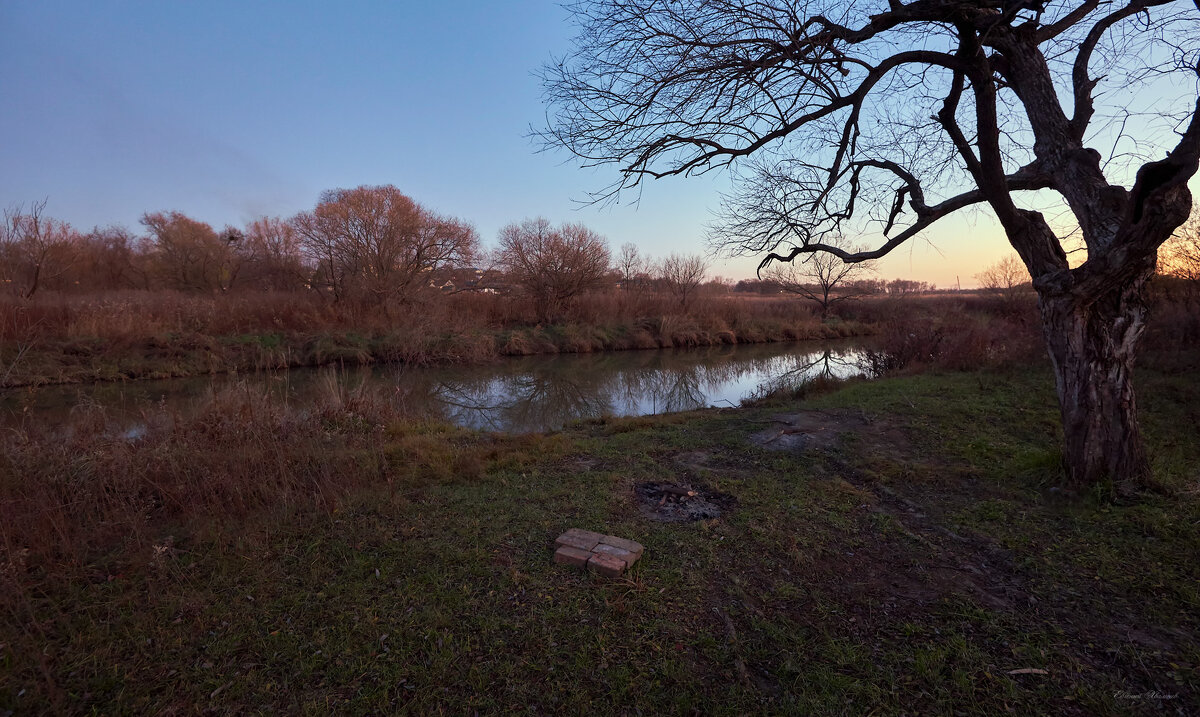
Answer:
[615, 242, 650, 284]
[764, 241, 878, 317]
[976, 254, 1032, 301]
[657, 253, 709, 310]
[496, 218, 612, 321]
[2, 200, 79, 299]
[540, 0, 1200, 495]
[141, 211, 241, 293]
[240, 216, 309, 291]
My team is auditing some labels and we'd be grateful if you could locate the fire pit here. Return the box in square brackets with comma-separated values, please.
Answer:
[635, 481, 735, 522]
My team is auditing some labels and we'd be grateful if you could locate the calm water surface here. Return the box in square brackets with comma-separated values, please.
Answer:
[2, 340, 870, 434]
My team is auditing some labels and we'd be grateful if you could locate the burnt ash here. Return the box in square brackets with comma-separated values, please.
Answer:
[635, 481, 736, 522]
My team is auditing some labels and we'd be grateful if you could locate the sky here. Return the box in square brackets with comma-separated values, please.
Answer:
[1, 1, 1195, 288]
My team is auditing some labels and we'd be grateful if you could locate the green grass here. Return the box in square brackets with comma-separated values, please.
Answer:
[2, 363, 1198, 714]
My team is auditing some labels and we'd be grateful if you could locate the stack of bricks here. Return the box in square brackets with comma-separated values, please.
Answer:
[553, 528, 644, 578]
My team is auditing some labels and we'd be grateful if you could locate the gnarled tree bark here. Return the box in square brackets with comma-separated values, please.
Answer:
[1039, 265, 1153, 494]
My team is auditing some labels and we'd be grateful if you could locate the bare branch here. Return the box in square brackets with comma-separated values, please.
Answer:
[543, 0, 1200, 490]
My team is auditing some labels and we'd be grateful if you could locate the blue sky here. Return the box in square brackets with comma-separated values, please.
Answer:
[2, 2, 1193, 286]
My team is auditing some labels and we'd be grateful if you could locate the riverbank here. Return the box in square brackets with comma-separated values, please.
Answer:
[3, 359, 1197, 714]
[1, 290, 875, 388]
[1, 318, 870, 388]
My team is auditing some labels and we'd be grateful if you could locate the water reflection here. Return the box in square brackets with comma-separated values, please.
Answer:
[322, 342, 868, 433]
[747, 348, 866, 400]
[1, 341, 869, 434]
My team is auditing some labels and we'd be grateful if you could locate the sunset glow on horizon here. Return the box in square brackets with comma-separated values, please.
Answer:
[2, 1, 1195, 288]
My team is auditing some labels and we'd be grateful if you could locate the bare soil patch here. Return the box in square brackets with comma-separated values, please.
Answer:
[750, 410, 874, 452]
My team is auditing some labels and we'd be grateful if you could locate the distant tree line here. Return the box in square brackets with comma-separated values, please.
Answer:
[733, 276, 935, 297]
[0, 188, 714, 319]
[11, 189, 1187, 318]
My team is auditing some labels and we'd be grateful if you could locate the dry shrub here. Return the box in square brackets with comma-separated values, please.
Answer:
[627, 329, 659, 349]
[502, 330, 535, 355]
[0, 384, 395, 576]
[3, 287, 833, 346]
[656, 314, 703, 347]
[1, 290, 342, 342]
[863, 304, 1043, 376]
[941, 317, 1043, 370]
[862, 317, 946, 374]
[0, 300, 73, 341]
[559, 324, 605, 353]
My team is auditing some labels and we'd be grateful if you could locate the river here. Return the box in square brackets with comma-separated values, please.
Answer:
[1, 339, 871, 434]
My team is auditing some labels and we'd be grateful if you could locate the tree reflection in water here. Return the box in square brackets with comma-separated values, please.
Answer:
[747, 349, 867, 401]
[383, 343, 868, 433]
[5, 341, 870, 434]
[434, 371, 618, 433]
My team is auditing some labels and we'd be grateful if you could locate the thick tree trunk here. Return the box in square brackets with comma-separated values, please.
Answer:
[1037, 267, 1153, 497]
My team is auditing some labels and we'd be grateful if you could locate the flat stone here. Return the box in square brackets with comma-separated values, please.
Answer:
[598, 535, 644, 559]
[587, 552, 626, 578]
[592, 542, 639, 567]
[555, 528, 602, 552]
[553, 545, 592, 567]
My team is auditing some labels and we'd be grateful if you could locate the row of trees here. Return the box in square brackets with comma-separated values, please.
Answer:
[7, 191, 1195, 323]
[0, 188, 484, 309]
[0, 189, 480, 306]
[0, 188, 722, 319]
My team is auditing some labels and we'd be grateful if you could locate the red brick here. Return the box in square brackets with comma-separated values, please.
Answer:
[598, 535, 644, 559]
[553, 545, 592, 567]
[555, 528, 602, 552]
[587, 552, 626, 578]
[592, 542, 639, 567]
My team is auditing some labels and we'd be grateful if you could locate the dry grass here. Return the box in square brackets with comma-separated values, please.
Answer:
[0, 381, 566, 588]
[1, 385, 378, 573]
[856, 294, 1044, 375]
[0, 289, 834, 343]
[0, 289, 875, 386]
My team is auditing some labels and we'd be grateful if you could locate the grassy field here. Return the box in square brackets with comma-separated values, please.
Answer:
[2, 360, 1198, 714]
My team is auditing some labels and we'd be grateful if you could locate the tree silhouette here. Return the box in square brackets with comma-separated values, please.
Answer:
[541, 0, 1200, 495]
[764, 240, 878, 317]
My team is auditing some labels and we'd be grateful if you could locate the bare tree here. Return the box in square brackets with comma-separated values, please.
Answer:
[764, 245, 877, 318]
[240, 217, 308, 291]
[292, 186, 478, 307]
[1, 200, 79, 298]
[76, 226, 150, 291]
[657, 253, 708, 310]
[615, 242, 650, 285]
[496, 218, 611, 321]
[886, 279, 934, 296]
[976, 255, 1031, 300]
[853, 278, 888, 295]
[141, 211, 241, 292]
[541, 0, 1200, 495]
